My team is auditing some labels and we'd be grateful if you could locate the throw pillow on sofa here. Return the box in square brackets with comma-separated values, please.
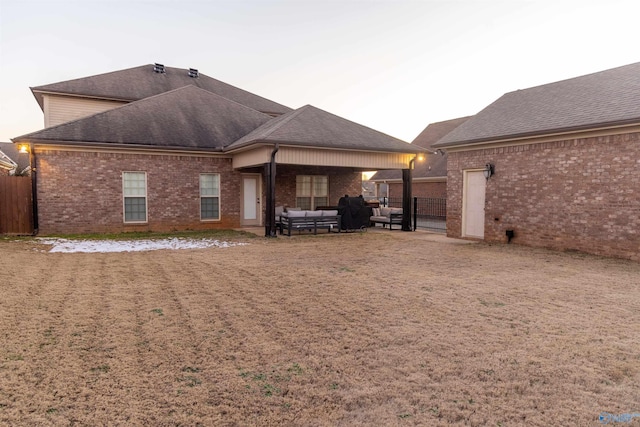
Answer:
[287, 210, 307, 218]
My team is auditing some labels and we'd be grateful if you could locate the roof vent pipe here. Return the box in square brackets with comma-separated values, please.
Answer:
[153, 63, 166, 73]
[188, 68, 199, 78]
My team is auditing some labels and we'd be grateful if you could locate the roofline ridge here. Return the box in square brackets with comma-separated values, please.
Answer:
[13, 85, 273, 142]
[31, 64, 149, 90]
[252, 105, 309, 140]
[504, 61, 640, 95]
[29, 64, 293, 113]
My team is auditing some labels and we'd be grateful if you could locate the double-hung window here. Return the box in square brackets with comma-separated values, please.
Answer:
[200, 173, 220, 220]
[122, 172, 147, 223]
[296, 175, 328, 210]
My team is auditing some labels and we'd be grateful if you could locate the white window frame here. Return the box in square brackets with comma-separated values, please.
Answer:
[200, 173, 221, 221]
[296, 175, 328, 210]
[122, 171, 148, 224]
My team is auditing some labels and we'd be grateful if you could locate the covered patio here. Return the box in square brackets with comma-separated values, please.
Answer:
[226, 105, 424, 236]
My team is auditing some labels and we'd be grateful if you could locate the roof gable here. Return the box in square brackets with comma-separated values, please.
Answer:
[436, 62, 640, 147]
[412, 116, 472, 150]
[371, 116, 470, 180]
[31, 64, 292, 115]
[229, 104, 420, 153]
[15, 86, 274, 150]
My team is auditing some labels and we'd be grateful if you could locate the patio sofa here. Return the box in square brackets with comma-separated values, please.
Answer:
[278, 208, 342, 236]
[369, 207, 403, 230]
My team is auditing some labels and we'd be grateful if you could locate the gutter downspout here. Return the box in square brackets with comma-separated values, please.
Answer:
[265, 143, 279, 237]
[30, 143, 39, 234]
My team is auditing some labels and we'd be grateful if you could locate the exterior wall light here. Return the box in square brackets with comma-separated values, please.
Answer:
[18, 143, 30, 154]
[483, 163, 494, 180]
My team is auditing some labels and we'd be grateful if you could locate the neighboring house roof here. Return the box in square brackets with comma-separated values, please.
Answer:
[0, 144, 17, 170]
[435, 61, 640, 147]
[14, 86, 274, 151]
[370, 116, 470, 181]
[31, 64, 293, 115]
[0, 142, 29, 171]
[229, 104, 421, 154]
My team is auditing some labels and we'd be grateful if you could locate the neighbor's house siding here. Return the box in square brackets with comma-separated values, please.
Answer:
[35, 148, 240, 235]
[446, 132, 640, 262]
[43, 94, 128, 128]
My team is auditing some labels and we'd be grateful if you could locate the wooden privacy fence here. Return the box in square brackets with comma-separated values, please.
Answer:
[0, 175, 34, 235]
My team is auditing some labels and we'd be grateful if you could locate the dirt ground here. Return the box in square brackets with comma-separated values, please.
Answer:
[1, 230, 639, 426]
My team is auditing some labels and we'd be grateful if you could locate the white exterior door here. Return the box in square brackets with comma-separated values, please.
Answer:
[462, 170, 486, 238]
[241, 175, 261, 226]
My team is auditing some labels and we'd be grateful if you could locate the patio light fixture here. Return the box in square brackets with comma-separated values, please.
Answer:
[409, 153, 425, 169]
[18, 143, 30, 154]
[483, 163, 494, 180]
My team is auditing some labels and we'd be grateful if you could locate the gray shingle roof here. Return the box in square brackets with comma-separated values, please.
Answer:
[0, 144, 17, 170]
[31, 64, 292, 115]
[14, 86, 274, 150]
[435, 62, 640, 147]
[0, 143, 29, 171]
[371, 116, 470, 180]
[229, 104, 421, 153]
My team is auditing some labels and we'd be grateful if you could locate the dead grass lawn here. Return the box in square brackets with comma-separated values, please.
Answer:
[1, 230, 639, 426]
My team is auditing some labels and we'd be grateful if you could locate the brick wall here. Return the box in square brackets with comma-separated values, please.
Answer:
[446, 132, 640, 261]
[274, 165, 361, 208]
[388, 181, 446, 199]
[35, 151, 364, 235]
[36, 149, 241, 234]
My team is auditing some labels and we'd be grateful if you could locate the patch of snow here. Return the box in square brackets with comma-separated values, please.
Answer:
[36, 237, 248, 253]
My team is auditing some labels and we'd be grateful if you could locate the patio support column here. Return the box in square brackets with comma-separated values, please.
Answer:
[401, 167, 412, 231]
[264, 144, 279, 237]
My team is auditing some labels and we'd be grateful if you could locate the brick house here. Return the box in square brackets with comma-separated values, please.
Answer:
[370, 116, 470, 199]
[433, 62, 640, 262]
[12, 64, 421, 235]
